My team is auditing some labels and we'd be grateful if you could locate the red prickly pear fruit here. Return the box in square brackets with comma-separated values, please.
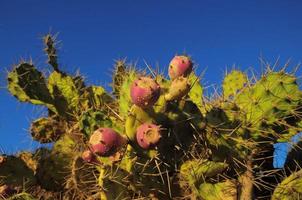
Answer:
[81, 150, 97, 164]
[165, 77, 191, 101]
[130, 77, 160, 108]
[89, 128, 127, 157]
[136, 123, 161, 149]
[168, 55, 193, 80]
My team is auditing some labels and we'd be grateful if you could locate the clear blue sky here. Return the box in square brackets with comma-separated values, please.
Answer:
[1, 0, 302, 167]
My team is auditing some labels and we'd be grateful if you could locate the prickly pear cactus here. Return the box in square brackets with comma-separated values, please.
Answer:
[5, 34, 302, 199]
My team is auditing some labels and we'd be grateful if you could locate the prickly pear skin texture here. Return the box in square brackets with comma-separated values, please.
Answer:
[136, 123, 161, 149]
[130, 77, 160, 108]
[89, 128, 127, 156]
[168, 55, 193, 80]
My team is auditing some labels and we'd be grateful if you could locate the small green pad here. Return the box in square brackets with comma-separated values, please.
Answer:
[223, 70, 247, 99]
[7, 63, 56, 112]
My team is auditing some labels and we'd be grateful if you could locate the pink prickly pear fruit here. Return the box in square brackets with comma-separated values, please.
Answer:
[130, 77, 160, 108]
[136, 123, 161, 149]
[89, 128, 127, 157]
[168, 55, 193, 80]
[165, 77, 191, 101]
[81, 150, 97, 164]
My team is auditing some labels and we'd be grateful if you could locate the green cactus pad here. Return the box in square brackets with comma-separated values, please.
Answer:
[198, 180, 237, 200]
[30, 116, 66, 143]
[272, 169, 302, 200]
[223, 70, 247, 99]
[188, 73, 204, 113]
[7, 63, 56, 112]
[118, 69, 138, 118]
[180, 160, 228, 187]
[8, 192, 36, 200]
[79, 110, 113, 138]
[47, 71, 81, 117]
[235, 71, 302, 140]
[112, 60, 128, 98]
[36, 135, 76, 191]
[0, 155, 36, 189]
[125, 105, 154, 141]
[81, 86, 113, 110]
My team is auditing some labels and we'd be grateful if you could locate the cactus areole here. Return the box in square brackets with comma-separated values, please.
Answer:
[130, 77, 160, 108]
[89, 128, 126, 156]
[168, 55, 193, 80]
[81, 150, 96, 163]
[136, 123, 161, 149]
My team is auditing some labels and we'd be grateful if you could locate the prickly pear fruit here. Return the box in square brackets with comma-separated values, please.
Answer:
[89, 128, 127, 156]
[130, 77, 160, 108]
[136, 123, 161, 149]
[165, 77, 190, 101]
[168, 55, 193, 80]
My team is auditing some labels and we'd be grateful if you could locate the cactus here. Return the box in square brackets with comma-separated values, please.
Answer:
[36, 135, 77, 191]
[47, 71, 81, 117]
[119, 69, 138, 118]
[272, 169, 302, 200]
[30, 116, 66, 143]
[165, 77, 190, 101]
[43, 34, 60, 72]
[6, 34, 302, 199]
[223, 70, 247, 99]
[197, 180, 238, 200]
[0, 154, 37, 192]
[79, 110, 113, 138]
[7, 63, 56, 113]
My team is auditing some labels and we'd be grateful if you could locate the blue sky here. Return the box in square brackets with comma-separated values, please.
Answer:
[1, 0, 302, 166]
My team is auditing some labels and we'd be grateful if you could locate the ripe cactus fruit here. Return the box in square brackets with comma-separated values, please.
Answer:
[168, 55, 193, 80]
[130, 77, 160, 108]
[165, 77, 191, 101]
[89, 128, 127, 156]
[136, 123, 161, 149]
